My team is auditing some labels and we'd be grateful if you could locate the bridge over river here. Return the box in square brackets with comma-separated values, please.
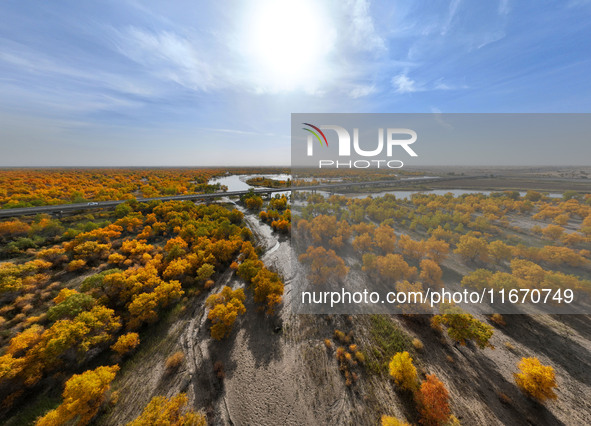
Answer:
[0, 175, 484, 218]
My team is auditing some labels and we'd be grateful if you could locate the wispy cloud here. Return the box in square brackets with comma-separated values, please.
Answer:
[344, 0, 386, 53]
[498, 0, 510, 15]
[199, 127, 277, 137]
[348, 84, 377, 98]
[115, 27, 220, 92]
[392, 74, 468, 94]
[441, 0, 462, 35]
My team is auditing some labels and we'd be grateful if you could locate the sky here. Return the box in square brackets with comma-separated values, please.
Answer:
[1, 0, 591, 167]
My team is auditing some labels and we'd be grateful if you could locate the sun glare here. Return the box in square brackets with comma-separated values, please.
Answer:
[245, 0, 334, 91]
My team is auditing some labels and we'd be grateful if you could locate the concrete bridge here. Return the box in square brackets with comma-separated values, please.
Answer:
[0, 175, 483, 218]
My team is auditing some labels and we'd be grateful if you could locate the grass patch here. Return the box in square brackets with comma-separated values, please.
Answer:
[5, 392, 61, 426]
[365, 315, 413, 376]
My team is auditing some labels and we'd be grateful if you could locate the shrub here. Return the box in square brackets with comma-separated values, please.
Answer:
[334, 329, 346, 342]
[490, 313, 506, 327]
[498, 392, 512, 405]
[412, 338, 424, 351]
[47, 292, 96, 322]
[368, 315, 412, 374]
[213, 361, 225, 379]
[67, 259, 86, 271]
[165, 351, 185, 373]
[111, 333, 140, 356]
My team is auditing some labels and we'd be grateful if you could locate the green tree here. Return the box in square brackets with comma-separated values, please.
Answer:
[432, 305, 494, 349]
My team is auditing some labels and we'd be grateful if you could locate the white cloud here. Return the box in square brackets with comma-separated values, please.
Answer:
[391, 74, 419, 93]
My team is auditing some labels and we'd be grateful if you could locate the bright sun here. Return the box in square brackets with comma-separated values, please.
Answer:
[245, 0, 334, 91]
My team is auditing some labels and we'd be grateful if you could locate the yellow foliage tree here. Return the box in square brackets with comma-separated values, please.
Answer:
[206, 286, 246, 340]
[488, 240, 513, 263]
[424, 237, 450, 263]
[454, 234, 489, 263]
[381, 415, 410, 426]
[36, 365, 119, 426]
[419, 259, 443, 288]
[127, 393, 206, 426]
[251, 268, 284, 315]
[374, 254, 417, 283]
[374, 224, 397, 253]
[514, 357, 557, 402]
[111, 333, 140, 356]
[388, 351, 418, 391]
[541, 224, 565, 240]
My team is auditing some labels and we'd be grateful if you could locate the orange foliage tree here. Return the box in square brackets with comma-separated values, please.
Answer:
[415, 374, 450, 426]
[371, 254, 417, 283]
[299, 246, 349, 285]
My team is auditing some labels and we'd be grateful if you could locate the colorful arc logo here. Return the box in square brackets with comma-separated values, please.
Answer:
[302, 123, 328, 147]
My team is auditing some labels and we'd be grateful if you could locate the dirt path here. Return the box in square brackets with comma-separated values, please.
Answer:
[99, 205, 363, 425]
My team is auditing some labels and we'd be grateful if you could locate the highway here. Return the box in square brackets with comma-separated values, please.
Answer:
[0, 175, 483, 218]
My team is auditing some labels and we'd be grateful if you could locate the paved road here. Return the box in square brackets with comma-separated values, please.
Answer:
[0, 175, 483, 218]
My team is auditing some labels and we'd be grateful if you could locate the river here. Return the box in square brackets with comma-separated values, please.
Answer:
[209, 174, 563, 200]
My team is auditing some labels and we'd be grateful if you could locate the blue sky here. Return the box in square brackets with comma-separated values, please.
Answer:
[1, 0, 591, 166]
